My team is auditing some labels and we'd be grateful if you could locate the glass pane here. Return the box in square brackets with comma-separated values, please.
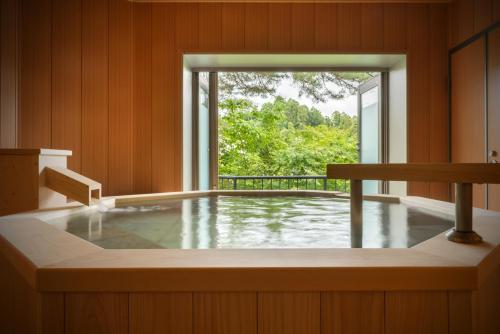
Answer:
[360, 86, 379, 194]
[198, 72, 210, 190]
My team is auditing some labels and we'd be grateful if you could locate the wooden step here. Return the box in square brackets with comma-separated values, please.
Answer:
[44, 167, 101, 206]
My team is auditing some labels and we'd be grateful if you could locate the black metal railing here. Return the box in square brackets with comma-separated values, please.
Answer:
[218, 175, 350, 193]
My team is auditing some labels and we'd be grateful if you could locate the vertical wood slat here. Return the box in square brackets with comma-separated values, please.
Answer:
[108, 0, 133, 196]
[245, 3, 268, 50]
[337, 4, 361, 50]
[40, 293, 65, 334]
[152, 3, 179, 192]
[314, 3, 337, 50]
[450, 0, 475, 48]
[65, 293, 128, 334]
[19, 0, 52, 149]
[406, 4, 430, 197]
[82, 0, 109, 194]
[361, 4, 384, 51]
[221, 3, 245, 50]
[51, 0, 82, 173]
[268, 3, 291, 50]
[130, 292, 192, 334]
[428, 4, 449, 201]
[259, 292, 320, 334]
[132, 3, 152, 194]
[449, 291, 474, 334]
[321, 292, 384, 334]
[451, 38, 486, 208]
[0, 0, 19, 148]
[383, 4, 406, 51]
[198, 3, 222, 50]
[488, 26, 500, 211]
[474, 0, 493, 33]
[385, 291, 448, 334]
[291, 4, 315, 50]
[194, 292, 257, 334]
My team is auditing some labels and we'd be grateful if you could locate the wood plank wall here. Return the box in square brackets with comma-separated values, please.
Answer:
[0, 0, 449, 199]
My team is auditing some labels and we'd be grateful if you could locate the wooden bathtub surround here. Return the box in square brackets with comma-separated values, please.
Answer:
[327, 163, 500, 244]
[0, 192, 499, 333]
[45, 166, 101, 206]
[0, 149, 101, 215]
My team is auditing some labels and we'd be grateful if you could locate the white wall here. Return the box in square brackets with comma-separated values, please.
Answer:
[388, 58, 407, 196]
[182, 65, 192, 191]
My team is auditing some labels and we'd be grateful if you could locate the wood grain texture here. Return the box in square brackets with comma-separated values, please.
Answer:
[82, 0, 109, 194]
[451, 38, 486, 208]
[385, 291, 448, 334]
[337, 4, 362, 50]
[3, 2, 451, 200]
[291, 4, 315, 50]
[449, 291, 474, 334]
[314, 3, 337, 50]
[51, 0, 82, 173]
[194, 292, 257, 334]
[474, 0, 493, 33]
[361, 4, 384, 50]
[0, 0, 19, 149]
[258, 292, 320, 334]
[130, 292, 192, 334]
[488, 26, 500, 211]
[65, 293, 128, 334]
[450, 0, 475, 48]
[406, 4, 430, 197]
[40, 293, 65, 334]
[109, 0, 133, 195]
[132, 3, 152, 194]
[221, 3, 245, 50]
[268, 3, 291, 50]
[245, 3, 268, 50]
[475, 263, 500, 334]
[19, 0, 52, 149]
[321, 292, 384, 334]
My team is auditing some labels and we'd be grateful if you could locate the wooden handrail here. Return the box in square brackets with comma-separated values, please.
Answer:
[327, 163, 500, 184]
[326, 163, 500, 244]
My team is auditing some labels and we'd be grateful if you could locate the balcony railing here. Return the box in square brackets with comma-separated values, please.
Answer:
[218, 175, 349, 193]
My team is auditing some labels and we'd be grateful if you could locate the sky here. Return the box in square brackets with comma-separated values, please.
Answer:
[248, 76, 359, 117]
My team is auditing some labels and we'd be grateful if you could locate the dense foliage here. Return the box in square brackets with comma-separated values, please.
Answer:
[218, 96, 359, 176]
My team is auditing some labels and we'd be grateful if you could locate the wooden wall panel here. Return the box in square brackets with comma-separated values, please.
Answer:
[0, 0, 19, 148]
[2, 2, 451, 199]
[19, 0, 52, 149]
[451, 38, 486, 208]
[291, 4, 315, 50]
[383, 4, 406, 51]
[450, 0, 475, 48]
[51, 0, 82, 173]
[385, 291, 448, 334]
[337, 4, 362, 50]
[66, 293, 128, 334]
[245, 3, 268, 50]
[108, 0, 133, 195]
[221, 3, 245, 50]
[82, 0, 109, 193]
[314, 4, 337, 50]
[132, 3, 152, 194]
[361, 4, 384, 50]
[152, 4, 179, 192]
[40, 293, 65, 334]
[259, 292, 320, 334]
[428, 4, 449, 201]
[488, 27, 500, 211]
[194, 292, 257, 334]
[268, 4, 291, 50]
[198, 3, 222, 50]
[406, 4, 431, 197]
[130, 292, 192, 334]
[449, 291, 474, 334]
[321, 292, 384, 334]
[474, 0, 493, 33]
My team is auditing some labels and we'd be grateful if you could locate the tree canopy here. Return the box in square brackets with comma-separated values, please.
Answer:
[218, 96, 358, 176]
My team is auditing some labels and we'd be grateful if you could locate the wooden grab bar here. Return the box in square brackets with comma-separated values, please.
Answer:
[45, 167, 101, 206]
[327, 163, 500, 244]
[327, 163, 500, 183]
